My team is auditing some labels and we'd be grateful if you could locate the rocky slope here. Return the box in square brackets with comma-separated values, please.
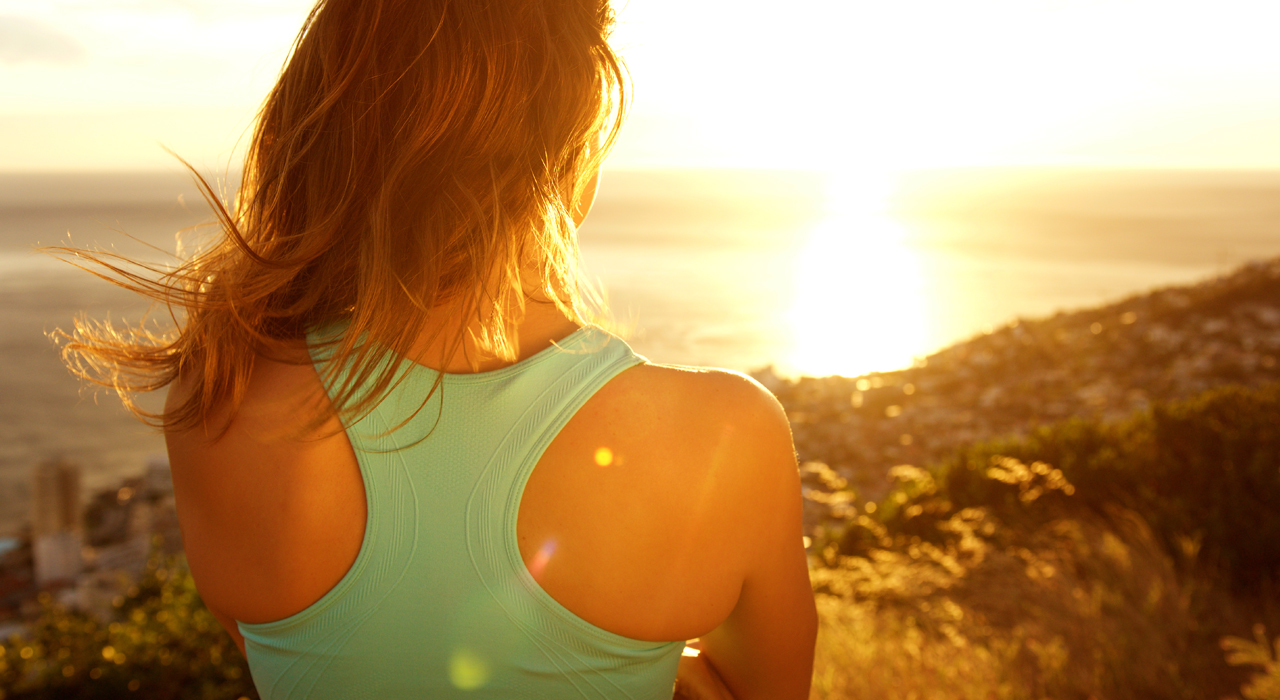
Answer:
[755, 257, 1280, 510]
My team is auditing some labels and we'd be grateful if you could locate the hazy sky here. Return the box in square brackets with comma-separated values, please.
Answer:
[4, 0, 1280, 172]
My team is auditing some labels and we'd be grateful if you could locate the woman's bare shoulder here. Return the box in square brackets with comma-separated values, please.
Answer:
[521, 360, 801, 640]
[164, 343, 342, 522]
[165, 341, 332, 443]
[600, 362, 794, 462]
[608, 361, 799, 547]
[554, 360, 797, 554]
[607, 364, 815, 698]
[164, 342, 365, 626]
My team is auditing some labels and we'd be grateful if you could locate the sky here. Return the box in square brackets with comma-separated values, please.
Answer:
[3, 0, 1280, 172]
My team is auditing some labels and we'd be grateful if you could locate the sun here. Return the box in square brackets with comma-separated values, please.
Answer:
[785, 195, 929, 377]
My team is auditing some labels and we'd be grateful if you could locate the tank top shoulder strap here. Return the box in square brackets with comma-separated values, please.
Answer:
[238, 323, 681, 699]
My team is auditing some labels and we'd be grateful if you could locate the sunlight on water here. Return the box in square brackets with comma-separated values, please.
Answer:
[786, 208, 928, 377]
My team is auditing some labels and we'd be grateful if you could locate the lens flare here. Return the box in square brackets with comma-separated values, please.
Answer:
[528, 539, 557, 581]
[594, 447, 613, 467]
[449, 648, 490, 691]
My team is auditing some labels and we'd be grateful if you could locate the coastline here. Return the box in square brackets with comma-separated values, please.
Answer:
[4, 168, 1280, 539]
[0, 254, 1278, 695]
[768, 256, 1280, 532]
[8, 253, 1278, 551]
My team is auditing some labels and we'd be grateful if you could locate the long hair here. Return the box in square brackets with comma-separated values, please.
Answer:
[51, 0, 627, 432]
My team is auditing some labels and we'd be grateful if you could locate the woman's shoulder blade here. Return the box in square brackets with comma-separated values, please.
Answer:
[164, 348, 366, 626]
[602, 362, 793, 465]
[560, 359, 796, 539]
[517, 360, 800, 640]
[615, 361, 782, 410]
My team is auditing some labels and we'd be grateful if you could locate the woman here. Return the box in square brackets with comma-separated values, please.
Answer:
[58, 0, 816, 697]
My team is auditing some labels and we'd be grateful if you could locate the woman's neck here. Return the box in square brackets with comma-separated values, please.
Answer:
[408, 298, 581, 374]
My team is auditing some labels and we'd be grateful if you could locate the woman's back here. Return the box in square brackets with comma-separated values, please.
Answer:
[166, 307, 816, 698]
[59, 0, 816, 694]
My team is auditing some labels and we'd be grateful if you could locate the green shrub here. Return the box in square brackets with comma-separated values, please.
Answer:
[0, 551, 256, 700]
[1223, 625, 1280, 700]
[819, 383, 1280, 699]
[931, 383, 1280, 594]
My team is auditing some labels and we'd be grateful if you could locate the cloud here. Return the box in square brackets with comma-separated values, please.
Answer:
[0, 15, 88, 65]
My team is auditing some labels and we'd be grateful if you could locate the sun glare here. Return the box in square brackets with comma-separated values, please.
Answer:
[786, 207, 928, 378]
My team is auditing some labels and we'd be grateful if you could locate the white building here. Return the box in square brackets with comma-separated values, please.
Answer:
[30, 458, 83, 587]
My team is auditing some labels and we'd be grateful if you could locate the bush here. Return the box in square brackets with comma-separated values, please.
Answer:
[934, 383, 1280, 594]
[0, 551, 256, 700]
[817, 383, 1280, 699]
[1223, 625, 1280, 700]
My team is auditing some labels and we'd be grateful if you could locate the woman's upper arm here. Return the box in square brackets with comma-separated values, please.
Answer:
[697, 379, 817, 700]
[163, 375, 258, 657]
[163, 355, 362, 628]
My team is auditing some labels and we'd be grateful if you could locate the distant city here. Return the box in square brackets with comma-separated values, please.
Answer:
[0, 456, 180, 636]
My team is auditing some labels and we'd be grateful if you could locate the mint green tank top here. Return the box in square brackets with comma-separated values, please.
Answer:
[237, 326, 683, 699]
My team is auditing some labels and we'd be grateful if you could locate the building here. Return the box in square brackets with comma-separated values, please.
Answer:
[30, 458, 82, 587]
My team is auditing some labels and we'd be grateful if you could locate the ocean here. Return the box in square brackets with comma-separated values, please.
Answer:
[3, 167, 1280, 534]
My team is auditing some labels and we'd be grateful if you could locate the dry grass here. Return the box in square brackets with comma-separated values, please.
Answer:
[811, 595, 1022, 700]
[805, 458, 1270, 700]
[1222, 625, 1280, 700]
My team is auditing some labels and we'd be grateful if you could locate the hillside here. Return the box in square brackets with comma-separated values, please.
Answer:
[780, 257, 1280, 700]
[756, 256, 1280, 511]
